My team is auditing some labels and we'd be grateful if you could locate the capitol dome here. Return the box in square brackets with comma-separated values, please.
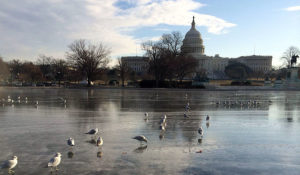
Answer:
[181, 17, 205, 56]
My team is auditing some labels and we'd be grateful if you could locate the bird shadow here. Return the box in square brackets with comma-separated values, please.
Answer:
[7, 170, 16, 175]
[67, 151, 74, 159]
[86, 139, 97, 145]
[159, 131, 165, 140]
[97, 151, 103, 158]
[206, 122, 210, 128]
[133, 145, 148, 153]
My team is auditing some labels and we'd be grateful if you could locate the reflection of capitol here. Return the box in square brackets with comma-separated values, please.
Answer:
[182, 17, 272, 79]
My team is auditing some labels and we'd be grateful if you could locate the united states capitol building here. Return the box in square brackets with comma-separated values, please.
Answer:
[182, 17, 272, 79]
[122, 17, 272, 79]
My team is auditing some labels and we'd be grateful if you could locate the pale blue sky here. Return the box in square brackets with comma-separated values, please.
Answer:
[0, 0, 299, 67]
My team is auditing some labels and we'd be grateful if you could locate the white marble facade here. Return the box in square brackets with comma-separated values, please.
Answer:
[182, 17, 272, 79]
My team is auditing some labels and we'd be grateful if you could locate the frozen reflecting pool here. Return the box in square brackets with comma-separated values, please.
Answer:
[0, 88, 300, 175]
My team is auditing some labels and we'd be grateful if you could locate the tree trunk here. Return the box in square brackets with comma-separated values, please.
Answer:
[87, 78, 91, 87]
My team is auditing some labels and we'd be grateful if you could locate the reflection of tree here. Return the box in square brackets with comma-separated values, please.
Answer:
[284, 99, 297, 123]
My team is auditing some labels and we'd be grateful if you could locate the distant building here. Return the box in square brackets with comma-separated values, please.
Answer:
[236, 55, 272, 73]
[121, 56, 149, 75]
[182, 17, 272, 79]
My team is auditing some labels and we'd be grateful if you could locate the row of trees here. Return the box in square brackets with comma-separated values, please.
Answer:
[1, 34, 299, 87]
[1, 33, 199, 88]
[0, 40, 111, 87]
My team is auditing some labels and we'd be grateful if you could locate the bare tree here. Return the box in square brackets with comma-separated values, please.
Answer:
[66, 39, 110, 86]
[174, 55, 199, 83]
[161, 31, 182, 56]
[36, 54, 54, 80]
[19, 62, 43, 83]
[0, 56, 9, 80]
[8, 59, 22, 81]
[116, 58, 130, 87]
[281, 46, 300, 68]
[52, 59, 68, 86]
[142, 31, 200, 87]
[142, 41, 162, 87]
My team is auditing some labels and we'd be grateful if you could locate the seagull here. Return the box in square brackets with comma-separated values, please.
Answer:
[58, 97, 67, 104]
[1, 156, 18, 173]
[185, 103, 190, 111]
[85, 128, 99, 135]
[144, 112, 149, 121]
[96, 137, 103, 147]
[160, 115, 167, 124]
[48, 153, 61, 171]
[160, 118, 166, 124]
[163, 115, 167, 120]
[132, 135, 148, 144]
[67, 138, 75, 147]
[184, 113, 189, 118]
[159, 124, 165, 131]
[198, 127, 203, 137]
[206, 115, 210, 121]
[7, 96, 11, 103]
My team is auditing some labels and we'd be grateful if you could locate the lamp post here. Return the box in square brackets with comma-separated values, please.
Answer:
[9, 68, 13, 86]
[57, 71, 61, 87]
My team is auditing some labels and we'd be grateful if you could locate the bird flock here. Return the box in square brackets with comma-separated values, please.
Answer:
[0, 125, 147, 174]
[214, 99, 272, 109]
[1, 94, 212, 174]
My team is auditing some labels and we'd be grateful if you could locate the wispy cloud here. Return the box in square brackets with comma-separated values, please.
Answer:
[284, 6, 300, 11]
[0, 0, 236, 60]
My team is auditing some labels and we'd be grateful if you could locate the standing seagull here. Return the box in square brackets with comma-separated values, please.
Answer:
[144, 112, 149, 121]
[184, 113, 189, 118]
[96, 137, 103, 147]
[185, 103, 190, 111]
[48, 153, 61, 171]
[198, 127, 204, 137]
[1, 156, 18, 173]
[85, 128, 99, 136]
[67, 138, 75, 147]
[206, 115, 210, 121]
[159, 124, 165, 131]
[132, 135, 148, 145]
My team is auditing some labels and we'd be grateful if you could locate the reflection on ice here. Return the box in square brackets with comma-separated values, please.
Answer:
[133, 145, 147, 153]
[67, 151, 74, 159]
[0, 89, 300, 174]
